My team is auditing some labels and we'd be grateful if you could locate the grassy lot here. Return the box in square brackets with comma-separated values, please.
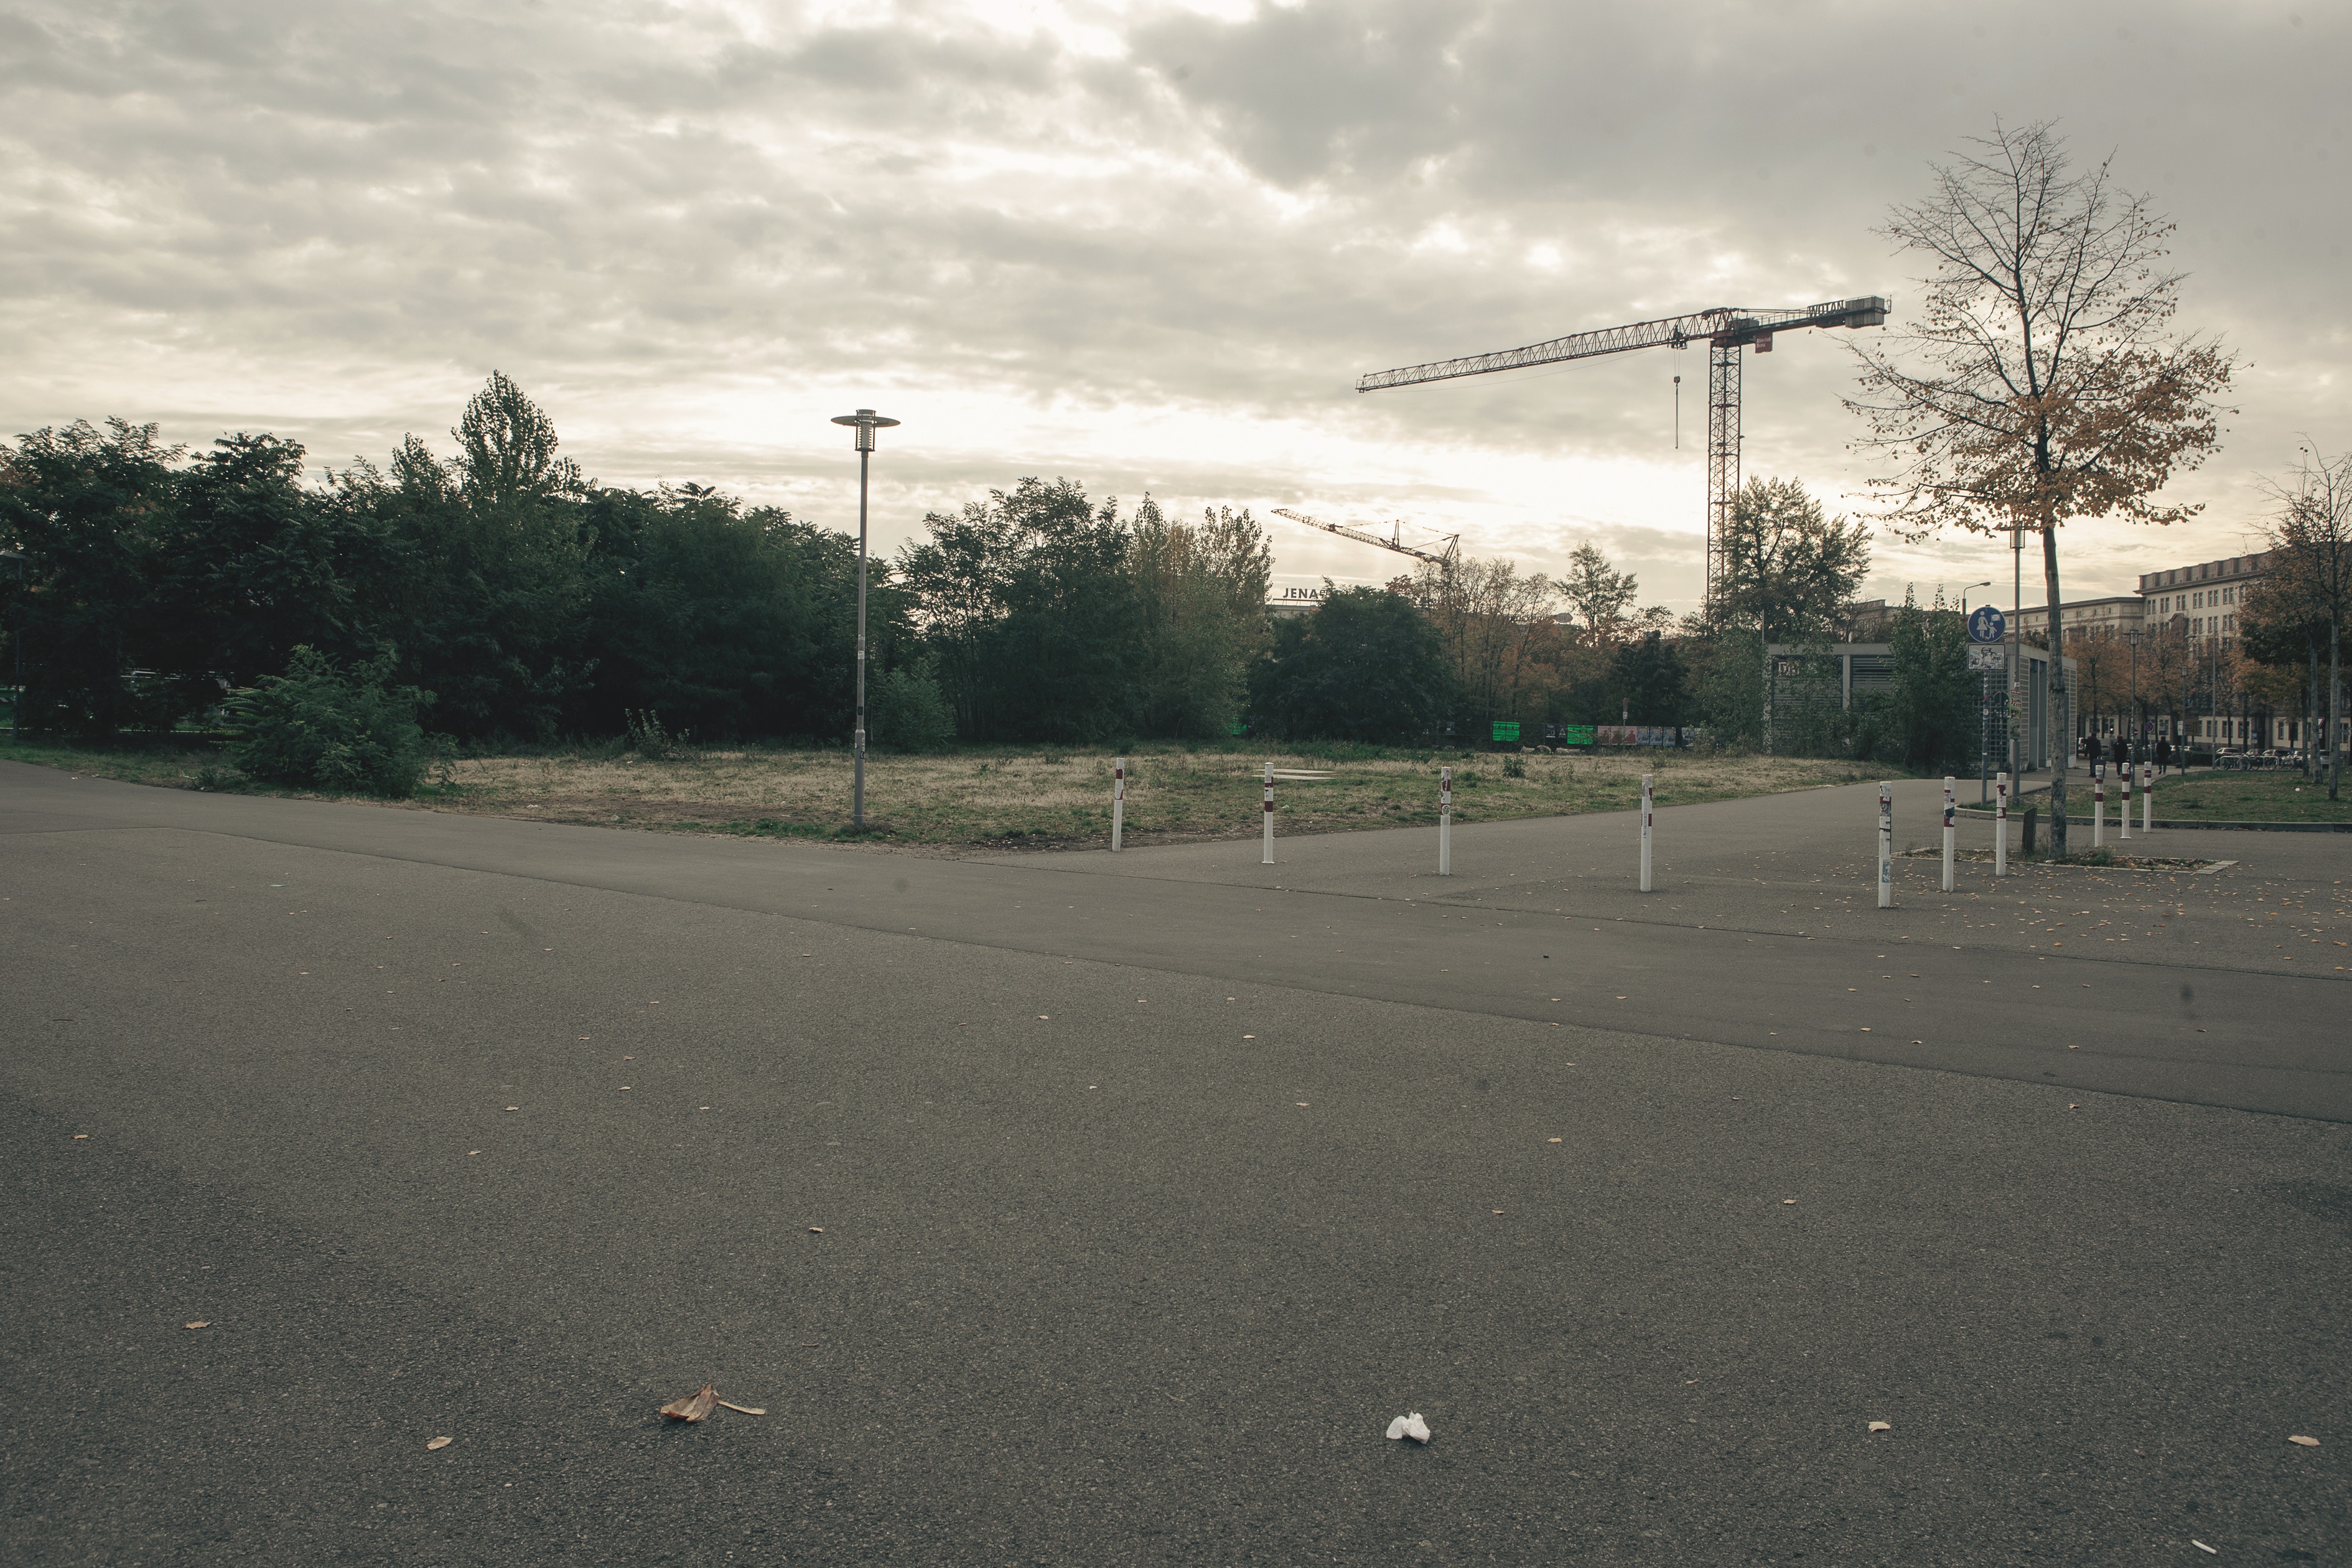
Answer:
[2137, 768, 2352, 824]
[0, 736, 1891, 849]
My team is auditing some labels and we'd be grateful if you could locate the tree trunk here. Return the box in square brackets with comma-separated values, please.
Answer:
[2042, 524, 2068, 856]
[2307, 640, 2318, 782]
[2331, 611, 2342, 803]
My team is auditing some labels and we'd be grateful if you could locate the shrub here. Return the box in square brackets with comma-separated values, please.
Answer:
[867, 664, 956, 752]
[226, 646, 432, 796]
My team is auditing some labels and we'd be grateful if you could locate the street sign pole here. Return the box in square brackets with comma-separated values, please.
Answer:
[1967, 605, 2007, 808]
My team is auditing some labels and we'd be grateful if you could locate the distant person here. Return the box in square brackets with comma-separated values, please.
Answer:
[2111, 736, 2128, 770]
[2157, 736, 2173, 775]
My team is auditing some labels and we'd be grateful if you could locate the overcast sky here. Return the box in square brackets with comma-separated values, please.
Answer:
[3, 0, 2342, 612]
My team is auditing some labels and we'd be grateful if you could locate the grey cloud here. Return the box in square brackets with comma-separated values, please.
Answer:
[0, 0, 2339, 614]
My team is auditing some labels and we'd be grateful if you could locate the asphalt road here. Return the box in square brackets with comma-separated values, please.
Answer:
[3, 760, 2346, 1564]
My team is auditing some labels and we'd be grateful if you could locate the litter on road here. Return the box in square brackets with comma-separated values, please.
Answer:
[660, 1384, 719, 1422]
[1386, 1412, 1432, 1443]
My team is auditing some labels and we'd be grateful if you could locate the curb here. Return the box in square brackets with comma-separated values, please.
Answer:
[1954, 808, 2351, 833]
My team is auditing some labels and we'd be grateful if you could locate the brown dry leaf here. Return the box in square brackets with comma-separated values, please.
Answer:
[426, 1436, 453, 1451]
[716, 1399, 767, 1416]
[660, 1384, 718, 1422]
[183, 1321, 210, 1330]
[1867, 1421, 1892, 1433]
[2289, 1434, 2320, 1447]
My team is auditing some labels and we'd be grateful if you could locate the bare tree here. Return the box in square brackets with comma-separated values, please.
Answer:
[1849, 121, 2234, 854]
[2259, 447, 2352, 798]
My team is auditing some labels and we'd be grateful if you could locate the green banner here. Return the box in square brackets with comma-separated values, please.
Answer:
[1491, 721, 1521, 744]
[1561, 725, 1595, 747]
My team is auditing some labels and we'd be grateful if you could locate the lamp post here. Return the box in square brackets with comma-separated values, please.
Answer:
[829, 408, 900, 831]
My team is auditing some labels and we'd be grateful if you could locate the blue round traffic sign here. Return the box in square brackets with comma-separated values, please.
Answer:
[1967, 605, 2006, 643]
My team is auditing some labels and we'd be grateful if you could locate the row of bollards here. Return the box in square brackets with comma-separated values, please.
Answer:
[1109, 760, 1663, 884]
[1102, 761, 2160, 895]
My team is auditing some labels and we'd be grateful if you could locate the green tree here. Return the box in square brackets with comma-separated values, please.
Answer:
[1559, 543, 1638, 645]
[1608, 631, 1690, 726]
[1717, 477, 1872, 646]
[1126, 498, 1271, 737]
[347, 376, 594, 740]
[1254, 586, 1451, 742]
[897, 477, 1136, 742]
[143, 432, 378, 720]
[569, 487, 879, 740]
[0, 418, 181, 736]
[1853, 589, 1976, 772]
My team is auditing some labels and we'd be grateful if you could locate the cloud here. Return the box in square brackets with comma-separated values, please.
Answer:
[1, 0, 2341, 613]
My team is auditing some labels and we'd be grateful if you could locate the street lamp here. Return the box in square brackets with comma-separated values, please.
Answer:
[829, 408, 900, 831]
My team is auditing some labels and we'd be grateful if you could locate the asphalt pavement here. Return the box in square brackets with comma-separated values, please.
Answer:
[3, 760, 2346, 1564]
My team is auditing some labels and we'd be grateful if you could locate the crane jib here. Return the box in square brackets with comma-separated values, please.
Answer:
[1354, 296, 1888, 393]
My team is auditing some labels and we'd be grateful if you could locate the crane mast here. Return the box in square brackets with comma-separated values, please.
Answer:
[1357, 296, 1887, 611]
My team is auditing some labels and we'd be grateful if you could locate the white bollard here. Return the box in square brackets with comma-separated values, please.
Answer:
[1111, 757, 1126, 852]
[1941, 775, 1956, 892]
[1438, 767, 1452, 875]
[2142, 762, 2154, 832]
[1995, 771, 2009, 878]
[1639, 773, 1654, 892]
[1261, 762, 1275, 865]
[2092, 760, 2105, 848]
[1877, 781, 1895, 909]
[2119, 757, 2132, 841]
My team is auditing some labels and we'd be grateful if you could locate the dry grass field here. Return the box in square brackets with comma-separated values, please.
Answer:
[2, 737, 1891, 849]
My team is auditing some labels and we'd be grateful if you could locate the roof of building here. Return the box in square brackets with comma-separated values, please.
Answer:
[2137, 551, 2269, 594]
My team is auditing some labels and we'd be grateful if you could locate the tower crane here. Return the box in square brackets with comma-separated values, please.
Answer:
[1356, 296, 1888, 611]
[1271, 507, 1459, 576]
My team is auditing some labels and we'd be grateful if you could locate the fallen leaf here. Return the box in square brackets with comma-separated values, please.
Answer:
[660, 1384, 718, 1422]
[716, 1399, 766, 1416]
[1867, 1421, 1892, 1433]
[1295, 1101, 1309, 1107]
[2289, 1434, 2320, 1447]
[183, 1321, 210, 1330]
[808, 1226, 824, 1233]
[1243, 1034, 1256, 1039]
[504, 1106, 518, 1113]
[1547, 1137, 1562, 1144]
[72, 1134, 88, 1140]
[1783, 1198, 1798, 1205]
[426, 1435, 452, 1451]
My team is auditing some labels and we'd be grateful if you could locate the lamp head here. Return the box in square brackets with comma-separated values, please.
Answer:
[831, 408, 901, 452]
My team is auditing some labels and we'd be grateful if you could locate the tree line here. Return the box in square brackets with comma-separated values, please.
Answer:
[4, 368, 2015, 782]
